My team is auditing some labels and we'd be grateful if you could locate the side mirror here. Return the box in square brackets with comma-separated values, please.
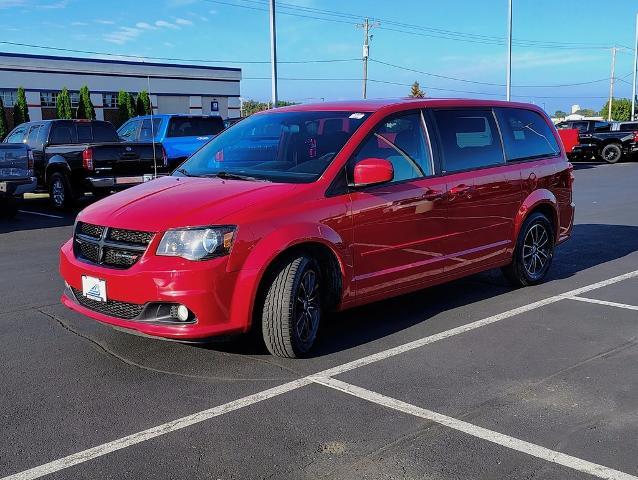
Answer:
[352, 158, 394, 187]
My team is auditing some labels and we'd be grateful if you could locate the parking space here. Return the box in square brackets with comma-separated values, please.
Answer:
[2, 162, 638, 479]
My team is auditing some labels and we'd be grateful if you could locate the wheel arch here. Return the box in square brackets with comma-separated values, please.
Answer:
[44, 156, 71, 184]
[515, 189, 560, 243]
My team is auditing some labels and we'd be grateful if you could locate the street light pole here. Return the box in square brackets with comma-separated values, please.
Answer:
[506, 0, 512, 101]
[269, 0, 278, 109]
[632, 13, 638, 121]
[608, 46, 617, 121]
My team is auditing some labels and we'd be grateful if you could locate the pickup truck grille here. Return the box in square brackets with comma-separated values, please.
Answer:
[73, 222, 154, 269]
[71, 287, 144, 319]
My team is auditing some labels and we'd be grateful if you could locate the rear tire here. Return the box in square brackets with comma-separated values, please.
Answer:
[261, 255, 322, 358]
[601, 143, 622, 164]
[48, 172, 75, 209]
[502, 212, 555, 287]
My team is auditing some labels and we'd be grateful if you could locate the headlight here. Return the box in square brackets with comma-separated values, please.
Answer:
[156, 226, 236, 261]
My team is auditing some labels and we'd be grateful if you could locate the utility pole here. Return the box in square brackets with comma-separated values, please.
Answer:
[269, 0, 278, 108]
[632, 13, 638, 121]
[358, 18, 379, 99]
[608, 46, 617, 121]
[506, 0, 513, 101]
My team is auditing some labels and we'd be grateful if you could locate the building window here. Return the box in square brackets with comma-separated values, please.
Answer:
[40, 92, 58, 108]
[0, 90, 16, 107]
[103, 93, 118, 109]
[70, 91, 80, 108]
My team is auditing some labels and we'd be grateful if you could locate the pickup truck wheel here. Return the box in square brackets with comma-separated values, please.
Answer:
[261, 255, 322, 358]
[48, 172, 75, 209]
[502, 212, 555, 287]
[601, 143, 622, 164]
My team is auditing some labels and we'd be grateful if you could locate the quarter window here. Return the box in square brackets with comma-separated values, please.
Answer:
[350, 112, 433, 183]
[432, 109, 504, 173]
[495, 108, 560, 161]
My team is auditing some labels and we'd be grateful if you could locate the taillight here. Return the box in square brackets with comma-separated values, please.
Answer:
[27, 149, 34, 176]
[82, 147, 94, 171]
[161, 145, 168, 168]
[633, 131, 638, 143]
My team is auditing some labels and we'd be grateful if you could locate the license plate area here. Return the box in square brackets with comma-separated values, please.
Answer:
[0, 182, 7, 192]
[81, 275, 107, 302]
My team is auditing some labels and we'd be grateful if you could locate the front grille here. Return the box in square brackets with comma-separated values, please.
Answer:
[71, 287, 144, 320]
[74, 222, 154, 269]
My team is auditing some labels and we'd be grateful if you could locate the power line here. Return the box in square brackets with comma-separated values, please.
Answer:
[0, 41, 359, 65]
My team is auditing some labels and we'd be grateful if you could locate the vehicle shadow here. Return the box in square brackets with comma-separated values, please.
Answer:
[571, 161, 605, 171]
[0, 195, 95, 234]
[205, 223, 638, 358]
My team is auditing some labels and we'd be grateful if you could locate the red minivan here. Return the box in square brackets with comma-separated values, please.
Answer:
[60, 99, 574, 357]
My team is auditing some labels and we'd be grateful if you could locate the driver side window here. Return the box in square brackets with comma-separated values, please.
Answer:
[350, 112, 432, 183]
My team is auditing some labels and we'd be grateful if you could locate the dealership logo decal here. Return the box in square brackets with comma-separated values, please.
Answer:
[87, 284, 102, 301]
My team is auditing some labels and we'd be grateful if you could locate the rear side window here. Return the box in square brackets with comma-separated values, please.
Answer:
[594, 121, 610, 132]
[139, 118, 162, 141]
[619, 122, 638, 132]
[569, 121, 589, 133]
[432, 109, 504, 173]
[93, 123, 119, 142]
[49, 124, 75, 144]
[167, 117, 225, 137]
[495, 108, 560, 161]
[118, 120, 140, 141]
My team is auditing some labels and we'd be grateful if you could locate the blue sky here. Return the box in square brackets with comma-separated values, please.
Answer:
[0, 0, 637, 113]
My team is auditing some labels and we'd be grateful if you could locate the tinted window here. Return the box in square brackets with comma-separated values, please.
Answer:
[496, 108, 560, 161]
[139, 118, 162, 141]
[167, 117, 225, 137]
[6, 127, 27, 143]
[93, 123, 119, 142]
[432, 109, 504, 173]
[50, 125, 75, 144]
[118, 120, 139, 141]
[350, 112, 432, 182]
[594, 121, 610, 132]
[27, 125, 41, 144]
[568, 121, 589, 133]
[77, 124, 92, 143]
[619, 122, 638, 132]
[179, 111, 369, 183]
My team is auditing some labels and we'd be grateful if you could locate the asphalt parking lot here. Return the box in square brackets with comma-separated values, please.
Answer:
[1, 161, 638, 480]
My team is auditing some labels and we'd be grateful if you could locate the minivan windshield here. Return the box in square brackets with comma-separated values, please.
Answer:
[174, 110, 370, 183]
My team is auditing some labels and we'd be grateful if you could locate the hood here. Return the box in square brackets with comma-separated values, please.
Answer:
[78, 176, 298, 232]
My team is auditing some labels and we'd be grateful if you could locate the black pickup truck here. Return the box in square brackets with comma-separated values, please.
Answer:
[555, 120, 638, 163]
[0, 144, 37, 217]
[3, 120, 167, 208]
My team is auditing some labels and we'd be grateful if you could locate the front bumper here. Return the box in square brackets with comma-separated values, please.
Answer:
[0, 177, 36, 197]
[59, 239, 247, 339]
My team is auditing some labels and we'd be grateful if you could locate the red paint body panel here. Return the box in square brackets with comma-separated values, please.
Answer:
[59, 98, 574, 340]
[557, 128, 579, 154]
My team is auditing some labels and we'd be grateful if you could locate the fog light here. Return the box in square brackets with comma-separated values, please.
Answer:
[176, 304, 189, 322]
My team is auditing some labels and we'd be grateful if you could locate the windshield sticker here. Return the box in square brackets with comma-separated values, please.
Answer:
[349, 113, 365, 119]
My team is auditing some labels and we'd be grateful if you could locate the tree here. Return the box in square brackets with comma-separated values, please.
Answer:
[409, 81, 425, 98]
[574, 108, 597, 117]
[240, 99, 297, 117]
[13, 87, 29, 125]
[127, 92, 137, 119]
[136, 90, 151, 115]
[0, 97, 9, 140]
[553, 110, 567, 119]
[56, 87, 73, 119]
[76, 85, 95, 120]
[599, 98, 632, 121]
[117, 91, 132, 124]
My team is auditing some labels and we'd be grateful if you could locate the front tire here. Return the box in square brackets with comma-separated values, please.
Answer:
[601, 143, 622, 164]
[261, 255, 322, 358]
[502, 212, 555, 287]
[48, 172, 75, 209]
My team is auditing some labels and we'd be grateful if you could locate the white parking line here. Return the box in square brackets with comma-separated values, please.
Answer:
[312, 376, 638, 480]
[3, 268, 638, 480]
[567, 296, 638, 311]
[17, 210, 64, 219]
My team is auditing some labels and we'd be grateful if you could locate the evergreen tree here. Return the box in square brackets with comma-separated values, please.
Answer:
[56, 88, 73, 119]
[117, 91, 132, 124]
[13, 87, 29, 124]
[76, 85, 95, 120]
[0, 97, 9, 140]
[127, 93, 137, 119]
[136, 90, 151, 115]
[409, 81, 425, 98]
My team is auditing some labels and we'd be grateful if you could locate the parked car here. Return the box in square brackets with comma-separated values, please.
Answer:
[224, 117, 243, 129]
[118, 114, 225, 169]
[3, 120, 168, 208]
[60, 99, 574, 358]
[555, 119, 637, 163]
[0, 143, 36, 217]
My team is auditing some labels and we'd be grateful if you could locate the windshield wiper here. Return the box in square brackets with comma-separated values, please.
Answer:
[208, 171, 269, 182]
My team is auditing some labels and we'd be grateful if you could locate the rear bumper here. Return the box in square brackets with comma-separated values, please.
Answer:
[569, 144, 597, 159]
[59, 239, 250, 340]
[86, 175, 166, 189]
[0, 177, 36, 197]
